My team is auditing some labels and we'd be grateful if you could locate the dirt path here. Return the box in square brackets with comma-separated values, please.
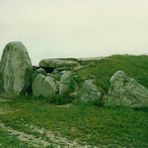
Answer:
[24, 124, 91, 147]
[0, 103, 123, 148]
[0, 123, 50, 147]
[0, 99, 92, 147]
[0, 99, 86, 147]
[0, 121, 93, 147]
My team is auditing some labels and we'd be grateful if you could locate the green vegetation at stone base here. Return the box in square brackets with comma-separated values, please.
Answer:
[49, 54, 148, 105]
[0, 55, 148, 147]
[0, 97, 148, 147]
[76, 55, 148, 94]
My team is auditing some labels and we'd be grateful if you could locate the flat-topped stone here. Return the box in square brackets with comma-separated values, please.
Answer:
[39, 58, 80, 68]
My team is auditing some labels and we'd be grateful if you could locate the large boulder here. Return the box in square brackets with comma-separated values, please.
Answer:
[79, 80, 101, 104]
[106, 71, 148, 108]
[32, 74, 58, 99]
[59, 71, 76, 96]
[39, 58, 79, 69]
[0, 42, 32, 97]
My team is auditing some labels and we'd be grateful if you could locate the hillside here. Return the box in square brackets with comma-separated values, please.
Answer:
[0, 53, 148, 147]
[76, 55, 148, 93]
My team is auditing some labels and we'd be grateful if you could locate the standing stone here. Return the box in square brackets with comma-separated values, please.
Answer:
[107, 71, 148, 108]
[59, 71, 74, 96]
[0, 42, 32, 97]
[79, 80, 101, 104]
[32, 74, 58, 99]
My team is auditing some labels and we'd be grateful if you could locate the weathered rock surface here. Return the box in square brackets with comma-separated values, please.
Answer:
[79, 80, 101, 104]
[59, 71, 75, 96]
[0, 42, 32, 97]
[32, 74, 58, 99]
[107, 71, 148, 108]
[53, 67, 72, 74]
[36, 68, 47, 76]
[39, 58, 79, 69]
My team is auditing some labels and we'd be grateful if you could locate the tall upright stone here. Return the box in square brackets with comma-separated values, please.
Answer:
[0, 42, 32, 97]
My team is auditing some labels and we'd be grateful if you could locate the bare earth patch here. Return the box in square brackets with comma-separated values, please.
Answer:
[0, 123, 56, 147]
[24, 124, 93, 147]
[0, 122, 94, 147]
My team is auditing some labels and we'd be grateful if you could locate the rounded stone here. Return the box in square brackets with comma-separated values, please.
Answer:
[0, 42, 32, 97]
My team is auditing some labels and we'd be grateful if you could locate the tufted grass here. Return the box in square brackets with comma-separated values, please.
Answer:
[0, 128, 31, 148]
[0, 55, 148, 147]
[76, 55, 148, 94]
[0, 97, 148, 147]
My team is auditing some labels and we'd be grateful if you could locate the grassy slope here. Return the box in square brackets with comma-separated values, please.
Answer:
[0, 55, 148, 147]
[76, 55, 148, 93]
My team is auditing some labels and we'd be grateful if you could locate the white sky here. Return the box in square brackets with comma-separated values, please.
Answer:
[0, 0, 148, 65]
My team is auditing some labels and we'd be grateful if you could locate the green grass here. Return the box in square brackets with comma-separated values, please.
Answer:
[0, 97, 148, 147]
[0, 128, 32, 148]
[0, 55, 148, 147]
[76, 55, 148, 93]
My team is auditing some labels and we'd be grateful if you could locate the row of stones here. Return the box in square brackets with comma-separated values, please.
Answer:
[0, 42, 148, 108]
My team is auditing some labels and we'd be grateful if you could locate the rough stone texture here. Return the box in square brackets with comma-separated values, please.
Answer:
[36, 68, 47, 76]
[32, 74, 58, 99]
[59, 71, 74, 96]
[107, 71, 148, 108]
[39, 58, 79, 68]
[0, 42, 32, 97]
[79, 80, 101, 104]
[53, 67, 71, 74]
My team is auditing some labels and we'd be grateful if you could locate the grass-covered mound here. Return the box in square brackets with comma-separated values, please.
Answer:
[76, 55, 148, 94]
[0, 55, 148, 147]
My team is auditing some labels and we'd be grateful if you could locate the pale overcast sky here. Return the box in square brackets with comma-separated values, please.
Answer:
[0, 0, 148, 65]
